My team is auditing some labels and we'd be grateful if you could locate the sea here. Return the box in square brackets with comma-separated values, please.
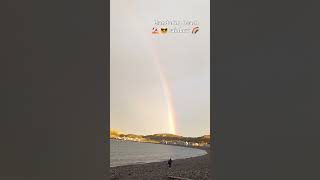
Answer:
[110, 139, 207, 167]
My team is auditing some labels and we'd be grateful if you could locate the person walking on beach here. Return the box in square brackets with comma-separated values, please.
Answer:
[168, 158, 172, 168]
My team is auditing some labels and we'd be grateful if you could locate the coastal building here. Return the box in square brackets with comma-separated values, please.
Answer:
[176, 141, 186, 146]
[191, 142, 199, 147]
[160, 140, 168, 144]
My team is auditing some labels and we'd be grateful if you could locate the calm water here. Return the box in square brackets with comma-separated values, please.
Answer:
[110, 139, 207, 167]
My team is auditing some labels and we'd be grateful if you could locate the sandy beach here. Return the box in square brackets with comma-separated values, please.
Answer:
[110, 147, 210, 180]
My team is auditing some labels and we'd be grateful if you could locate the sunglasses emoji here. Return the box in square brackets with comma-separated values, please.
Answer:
[161, 27, 168, 34]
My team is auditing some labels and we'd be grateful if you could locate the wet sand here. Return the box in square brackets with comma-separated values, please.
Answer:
[110, 147, 210, 180]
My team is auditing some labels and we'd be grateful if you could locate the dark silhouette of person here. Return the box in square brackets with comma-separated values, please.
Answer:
[168, 158, 172, 168]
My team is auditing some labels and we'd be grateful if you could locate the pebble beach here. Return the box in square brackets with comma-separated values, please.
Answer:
[110, 147, 210, 180]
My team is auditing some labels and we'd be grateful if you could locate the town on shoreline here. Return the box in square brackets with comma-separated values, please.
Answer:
[110, 129, 211, 148]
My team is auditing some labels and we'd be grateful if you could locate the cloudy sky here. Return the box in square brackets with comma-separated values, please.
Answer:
[110, 0, 210, 137]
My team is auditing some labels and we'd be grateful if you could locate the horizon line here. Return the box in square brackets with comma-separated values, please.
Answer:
[110, 128, 210, 138]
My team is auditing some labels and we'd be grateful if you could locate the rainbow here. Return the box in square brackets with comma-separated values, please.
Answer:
[152, 53, 177, 135]
[123, 3, 177, 135]
[137, 41, 177, 135]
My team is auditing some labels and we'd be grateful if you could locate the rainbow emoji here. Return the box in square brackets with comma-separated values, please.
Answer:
[192, 27, 199, 34]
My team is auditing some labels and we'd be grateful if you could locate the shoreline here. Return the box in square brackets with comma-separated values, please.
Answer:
[110, 143, 210, 180]
[111, 138, 209, 150]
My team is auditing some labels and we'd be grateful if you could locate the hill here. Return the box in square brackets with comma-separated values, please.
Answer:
[110, 128, 123, 138]
[143, 133, 210, 144]
[109, 129, 211, 144]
